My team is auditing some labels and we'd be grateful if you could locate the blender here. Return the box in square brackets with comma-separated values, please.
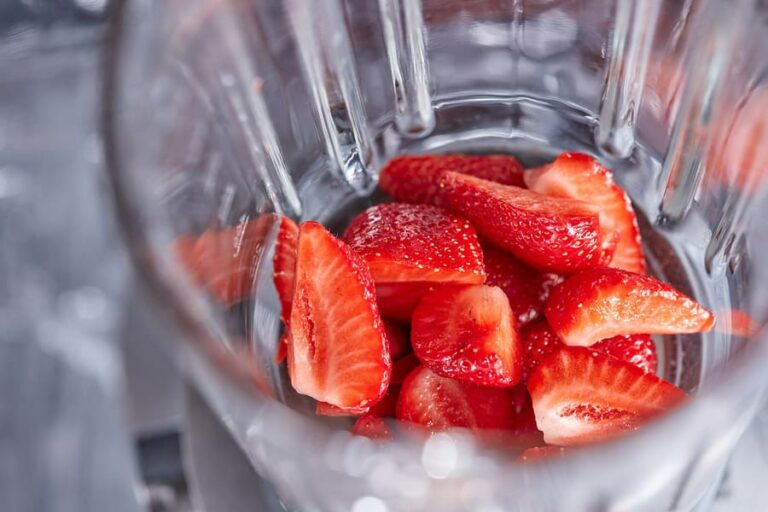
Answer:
[103, 0, 768, 510]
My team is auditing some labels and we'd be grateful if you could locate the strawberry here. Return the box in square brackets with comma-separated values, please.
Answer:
[525, 152, 646, 273]
[379, 154, 525, 206]
[545, 267, 715, 346]
[344, 203, 485, 320]
[507, 384, 544, 440]
[411, 284, 522, 387]
[520, 446, 568, 462]
[439, 172, 602, 273]
[288, 222, 391, 412]
[273, 216, 299, 324]
[396, 365, 526, 431]
[174, 215, 273, 305]
[384, 321, 411, 360]
[483, 243, 563, 326]
[375, 282, 440, 323]
[593, 334, 657, 375]
[367, 386, 400, 417]
[351, 415, 392, 440]
[715, 308, 760, 338]
[528, 347, 687, 445]
[391, 353, 420, 385]
[275, 332, 289, 365]
[522, 322, 658, 379]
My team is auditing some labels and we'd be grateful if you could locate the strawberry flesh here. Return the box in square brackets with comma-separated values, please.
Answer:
[411, 284, 522, 387]
[288, 222, 391, 412]
[525, 152, 646, 273]
[545, 267, 715, 346]
[397, 365, 527, 431]
[379, 154, 525, 206]
[483, 243, 563, 326]
[351, 415, 392, 440]
[439, 172, 602, 273]
[528, 347, 686, 445]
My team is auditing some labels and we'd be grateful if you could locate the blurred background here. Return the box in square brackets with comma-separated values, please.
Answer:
[1, 1, 767, 511]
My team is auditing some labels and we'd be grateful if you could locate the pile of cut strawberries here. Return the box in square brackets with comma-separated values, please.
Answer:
[273, 152, 715, 454]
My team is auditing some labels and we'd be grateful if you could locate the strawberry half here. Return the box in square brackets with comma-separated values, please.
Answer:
[344, 203, 485, 321]
[439, 172, 602, 273]
[545, 267, 715, 346]
[396, 365, 526, 431]
[522, 322, 658, 379]
[525, 152, 646, 273]
[411, 284, 522, 387]
[379, 154, 525, 206]
[528, 347, 686, 445]
[288, 222, 391, 412]
[483, 243, 563, 326]
[351, 415, 392, 440]
[273, 216, 299, 324]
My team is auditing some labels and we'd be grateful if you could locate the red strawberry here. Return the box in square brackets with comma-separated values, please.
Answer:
[525, 152, 646, 273]
[367, 385, 400, 417]
[483, 243, 563, 326]
[344, 203, 485, 320]
[273, 216, 299, 323]
[520, 446, 567, 462]
[507, 384, 544, 440]
[375, 282, 440, 323]
[411, 284, 522, 387]
[523, 321, 658, 378]
[351, 415, 392, 440]
[379, 154, 525, 206]
[528, 347, 687, 445]
[392, 353, 420, 385]
[593, 334, 657, 375]
[384, 321, 411, 360]
[316, 401, 357, 417]
[439, 172, 602, 273]
[288, 222, 391, 412]
[275, 332, 289, 365]
[545, 267, 715, 346]
[174, 215, 273, 305]
[396, 365, 526, 431]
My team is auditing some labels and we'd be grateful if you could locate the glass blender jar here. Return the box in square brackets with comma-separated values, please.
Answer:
[103, 0, 768, 510]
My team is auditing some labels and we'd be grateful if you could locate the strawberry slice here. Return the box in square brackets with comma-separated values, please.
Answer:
[545, 267, 715, 346]
[439, 172, 602, 273]
[273, 216, 299, 324]
[384, 321, 411, 360]
[520, 446, 567, 462]
[593, 334, 657, 375]
[391, 353, 420, 385]
[528, 347, 687, 445]
[379, 154, 525, 206]
[525, 152, 646, 273]
[288, 222, 391, 411]
[344, 203, 485, 320]
[522, 322, 658, 379]
[275, 332, 289, 365]
[483, 243, 563, 326]
[411, 284, 522, 387]
[507, 384, 544, 441]
[351, 415, 392, 440]
[396, 365, 526, 431]
[367, 386, 400, 417]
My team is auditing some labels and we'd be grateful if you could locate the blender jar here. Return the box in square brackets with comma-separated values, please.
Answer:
[103, 0, 768, 510]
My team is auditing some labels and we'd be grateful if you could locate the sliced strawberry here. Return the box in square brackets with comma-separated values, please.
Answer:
[520, 446, 567, 462]
[483, 243, 563, 326]
[523, 321, 658, 378]
[174, 215, 273, 305]
[375, 282, 440, 323]
[379, 154, 525, 206]
[351, 415, 392, 440]
[439, 172, 602, 273]
[275, 332, 289, 365]
[273, 216, 299, 323]
[528, 347, 687, 445]
[411, 284, 522, 387]
[521, 321, 563, 381]
[368, 386, 400, 417]
[392, 353, 420, 385]
[525, 152, 646, 273]
[545, 267, 715, 346]
[396, 365, 525, 431]
[384, 321, 411, 360]
[344, 203, 485, 284]
[507, 384, 544, 440]
[288, 222, 391, 411]
[315, 401, 363, 417]
[593, 334, 657, 375]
